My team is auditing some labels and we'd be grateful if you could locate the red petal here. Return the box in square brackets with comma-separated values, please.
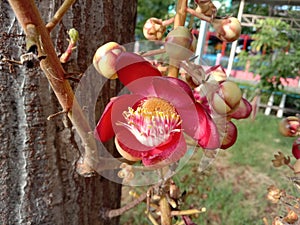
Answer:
[116, 131, 187, 168]
[116, 52, 161, 86]
[230, 98, 252, 119]
[142, 132, 187, 168]
[94, 94, 144, 142]
[194, 103, 220, 149]
[165, 77, 194, 100]
[94, 98, 117, 142]
[221, 121, 237, 149]
[150, 77, 200, 140]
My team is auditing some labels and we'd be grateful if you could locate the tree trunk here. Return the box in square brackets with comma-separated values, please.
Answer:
[0, 1, 137, 225]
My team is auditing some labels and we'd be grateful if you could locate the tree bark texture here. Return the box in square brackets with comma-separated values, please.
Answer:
[0, 0, 137, 225]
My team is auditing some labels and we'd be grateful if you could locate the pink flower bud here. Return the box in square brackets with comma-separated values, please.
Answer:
[292, 138, 300, 159]
[211, 81, 242, 115]
[165, 26, 193, 61]
[221, 121, 237, 149]
[205, 65, 227, 82]
[229, 98, 252, 119]
[143, 17, 167, 41]
[212, 17, 241, 42]
[278, 116, 300, 137]
[93, 42, 126, 79]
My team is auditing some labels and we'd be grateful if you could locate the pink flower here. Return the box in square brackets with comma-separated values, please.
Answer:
[94, 52, 220, 168]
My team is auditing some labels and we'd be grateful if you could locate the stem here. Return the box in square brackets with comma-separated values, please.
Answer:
[106, 192, 148, 218]
[162, 17, 175, 26]
[174, 0, 188, 29]
[46, 0, 77, 32]
[186, 7, 212, 23]
[170, 208, 206, 216]
[167, 0, 188, 78]
[8, 0, 116, 175]
[159, 195, 172, 225]
[287, 163, 295, 171]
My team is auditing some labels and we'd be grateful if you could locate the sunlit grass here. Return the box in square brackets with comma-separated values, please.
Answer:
[120, 113, 297, 225]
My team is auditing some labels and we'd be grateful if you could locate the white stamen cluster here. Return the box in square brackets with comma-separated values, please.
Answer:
[118, 106, 182, 147]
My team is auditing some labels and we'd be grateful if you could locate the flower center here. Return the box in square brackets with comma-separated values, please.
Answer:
[118, 97, 182, 147]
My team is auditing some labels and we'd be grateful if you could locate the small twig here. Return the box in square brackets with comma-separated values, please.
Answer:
[162, 17, 175, 26]
[170, 208, 206, 216]
[186, 7, 213, 23]
[46, 0, 77, 32]
[106, 191, 148, 218]
[47, 110, 68, 120]
[1, 57, 22, 65]
[287, 163, 295, 171]
[145, 210, 160, 225]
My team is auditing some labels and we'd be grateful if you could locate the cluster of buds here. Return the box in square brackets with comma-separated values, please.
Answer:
[267, 116, 300, 224]
[194, 66, 252, 149]
[277, 116, 300, 173]
[142, 0, 242, 47]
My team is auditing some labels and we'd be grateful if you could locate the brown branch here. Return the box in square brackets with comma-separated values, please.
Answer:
[8, 0, 117, 175]
[106, 191, 148, 218]
[46, 0, 77, 32]
[167, 0, 188, 78]
[174, 0, 188, 29]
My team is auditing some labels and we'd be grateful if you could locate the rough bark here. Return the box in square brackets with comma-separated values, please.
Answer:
[0, 0, 137, 225]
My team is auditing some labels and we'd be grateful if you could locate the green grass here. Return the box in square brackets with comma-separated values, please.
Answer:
[120, 113, 297, 225]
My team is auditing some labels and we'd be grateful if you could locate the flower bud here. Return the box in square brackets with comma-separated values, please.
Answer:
[143, 17, 166, 40]
[93, 42, 126, 79]
[279, 116, 300, 137]
[205, 65, 227, 82]
[165, 26, 193, 61]
[220, 121, 237, 149]
[229, 98, 252, 119]
[212, 17, 241, 42]
[211, 81, 242, 115]
[292, 138, 300, 159]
